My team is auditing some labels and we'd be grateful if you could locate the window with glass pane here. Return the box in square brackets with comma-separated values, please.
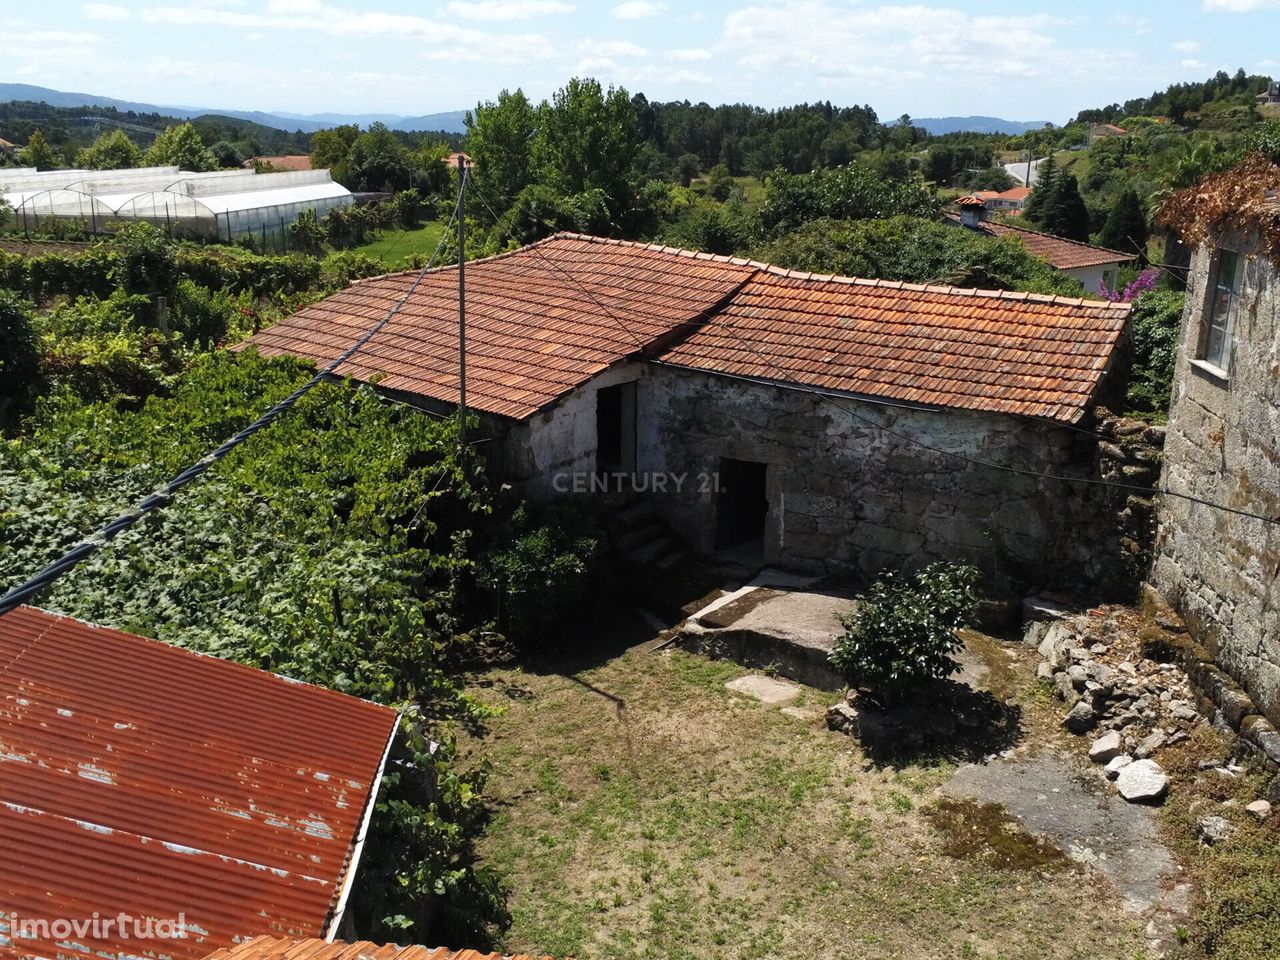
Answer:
[1202, 250, 1242, 370]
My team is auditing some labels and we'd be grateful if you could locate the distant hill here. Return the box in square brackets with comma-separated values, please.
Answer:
[914, 116, 1054, 135]
[0, 83, 467, 134]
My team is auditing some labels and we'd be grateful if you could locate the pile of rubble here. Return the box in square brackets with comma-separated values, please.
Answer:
[1025, 605, 1205, 805]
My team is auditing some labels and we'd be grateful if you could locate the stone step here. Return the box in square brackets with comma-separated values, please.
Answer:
[614, 517, 668, 552]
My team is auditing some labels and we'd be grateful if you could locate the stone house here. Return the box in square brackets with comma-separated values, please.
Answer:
[248, 233, 1133, 595]
[1153, 175, 1280, 721]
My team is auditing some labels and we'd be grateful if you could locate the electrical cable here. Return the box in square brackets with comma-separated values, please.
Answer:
[464, 175, 1280, 528]
[0, 183, 465, 618]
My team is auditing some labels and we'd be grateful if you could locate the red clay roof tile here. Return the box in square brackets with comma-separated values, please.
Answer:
[244, 233, 1130, 425]
[201, 936, 553, 960]
[946, 213, 1135, 270]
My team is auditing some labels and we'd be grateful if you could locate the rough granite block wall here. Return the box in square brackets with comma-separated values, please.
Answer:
[1153, 234, 1280, 722]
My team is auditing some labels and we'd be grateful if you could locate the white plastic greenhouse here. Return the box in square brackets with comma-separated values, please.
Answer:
[1, 166, 353, 242]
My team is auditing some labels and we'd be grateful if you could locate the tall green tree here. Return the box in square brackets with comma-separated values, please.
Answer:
[1097, 188, 1149, 258]
[533, 77, 640, 203]
[467, 89, 538, 211]
[18, 129, 59, 171]
[309, 124, 360, 184]
[144, 122, 218, 171]
[346, 122, 411, 192]
[1021, 154, 1057, 224]
[1040, 173, 1090, 242]
[76, 129, 143, 170]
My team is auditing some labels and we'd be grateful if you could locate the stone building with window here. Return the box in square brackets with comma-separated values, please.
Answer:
[1153, 161, 1280, 722]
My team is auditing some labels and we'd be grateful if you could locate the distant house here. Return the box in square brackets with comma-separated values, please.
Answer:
[444, 150, 474, 169]
[1153, 163, 1280, 723]
[1257, 82, 1280, 106]
[1089, 123, 1128, 142]
[243, 154, 313, 172]
[245, 233, 1135, 595]
[984, 185, 1032, 215]
[948, 199, 1135, 293]
[0, 136, 15, 155]
[0, 604, 400, 960]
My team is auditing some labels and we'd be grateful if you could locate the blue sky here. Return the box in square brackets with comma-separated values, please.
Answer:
[9, 1, 1280, 121]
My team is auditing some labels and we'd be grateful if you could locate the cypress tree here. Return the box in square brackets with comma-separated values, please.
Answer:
[1098, 188, 1149, 260]
[1022, 153, 1057, 224]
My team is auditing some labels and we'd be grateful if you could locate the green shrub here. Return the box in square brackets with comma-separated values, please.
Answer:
[1126, 289, 1185, 420]
[169, 278, 238, 348]
[478, 502, 603, 643]
[829, 562, 982, 704]
[323, 250, 388, 288]
[0, 290, 39, 430]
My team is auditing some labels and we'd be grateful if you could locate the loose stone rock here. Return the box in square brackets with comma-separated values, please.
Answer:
[1116, 759, 1169, 803]
[1135, 730, 1167, 759]
[1064, 700, 1097, 734]
[1104, 755, 1134, 780]
[1198, 815, 1233, 846]
[1246, 799, 1272, 822]
[1089, 731, 1124, 763]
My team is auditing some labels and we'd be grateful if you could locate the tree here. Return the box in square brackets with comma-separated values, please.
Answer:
[310, 124, 360, 184]
[1097, 188, 1149, 259]
[76, 129, 143, 170]
[346, 122, 411, 192]
[760, 162, 939, 236]
[1040, 173, 1091, 242]
[209, 140, 244, 168]
[1021, 154, 1057, 224]
[674, 153, 701, 187]
[467, 89, 538, 213]
[533, 77, 640, 203]
[18, 129, 59, 171]
[144, 122, 218, 171]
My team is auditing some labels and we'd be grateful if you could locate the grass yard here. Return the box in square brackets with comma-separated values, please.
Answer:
[354, 221, 448, 266]
[458, 614, 1147, 960]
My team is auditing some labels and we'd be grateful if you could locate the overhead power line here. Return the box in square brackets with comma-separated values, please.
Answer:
[0, 182, 466, 619]
[464, 175, 1280, 529]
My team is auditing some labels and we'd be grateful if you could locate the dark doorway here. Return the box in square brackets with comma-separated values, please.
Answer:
[715, 458, 768, 552]
[596, 382, 637, 478]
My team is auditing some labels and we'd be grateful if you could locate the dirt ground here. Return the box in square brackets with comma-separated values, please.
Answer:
[458, 612, 1156, 960]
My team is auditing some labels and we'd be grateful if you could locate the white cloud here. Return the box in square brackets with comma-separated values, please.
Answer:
[612, 1, 666, 19]
[82, 3, 131, 19]
[719, 4, 1105, 87]
[1203, 0, 1280, 9]
[139, 1, 556, 62]
[1172, 39, 1201, 53]
[1110, 13, 1151, 34]
[445, 0, 573, 20]
[666, 47, 712, 62]
[1181, 59, 1208, 70]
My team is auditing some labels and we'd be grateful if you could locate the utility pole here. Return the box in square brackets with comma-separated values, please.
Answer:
[457, 154, 467, 450]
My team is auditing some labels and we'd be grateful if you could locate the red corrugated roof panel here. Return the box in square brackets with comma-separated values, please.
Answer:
[0, 606, 400, 960]
[201, 936, 553, 960]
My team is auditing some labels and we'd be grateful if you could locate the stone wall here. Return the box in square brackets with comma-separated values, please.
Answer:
[636, 364, 1143, 597]
[1152, 233, 1280, 722]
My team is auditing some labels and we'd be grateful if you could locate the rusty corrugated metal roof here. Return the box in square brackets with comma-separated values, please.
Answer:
[0, 606, 400, 960]
[243, 232, 1130, 425]
[201, 935, 554, 960]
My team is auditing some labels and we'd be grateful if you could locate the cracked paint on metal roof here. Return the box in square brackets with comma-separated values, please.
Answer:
[0, 606, 400, 960]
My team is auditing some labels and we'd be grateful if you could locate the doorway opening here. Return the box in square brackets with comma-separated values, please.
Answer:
[596, 382, 637, 483]
[715, 458, 768, 557]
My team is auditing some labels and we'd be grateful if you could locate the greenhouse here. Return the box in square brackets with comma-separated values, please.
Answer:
[1, 166, 352, 241]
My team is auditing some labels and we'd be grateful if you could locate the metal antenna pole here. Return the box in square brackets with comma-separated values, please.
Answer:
[457, 154, 467, 450]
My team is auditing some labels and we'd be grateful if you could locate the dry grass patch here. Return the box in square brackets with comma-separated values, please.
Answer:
[456, 615, 1148, 960]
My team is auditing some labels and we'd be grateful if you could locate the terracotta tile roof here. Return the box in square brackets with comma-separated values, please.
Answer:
[245, 232, 1129, 425]
[660, 266, 1130, 423]
[0, 605, 400, 960]
[245, 234, 755, 420]
[245, 155, 314, 171]
[946, 212, 1135, 270]
[201, 935, 552, 960]
[992, 187, 1031, 203]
